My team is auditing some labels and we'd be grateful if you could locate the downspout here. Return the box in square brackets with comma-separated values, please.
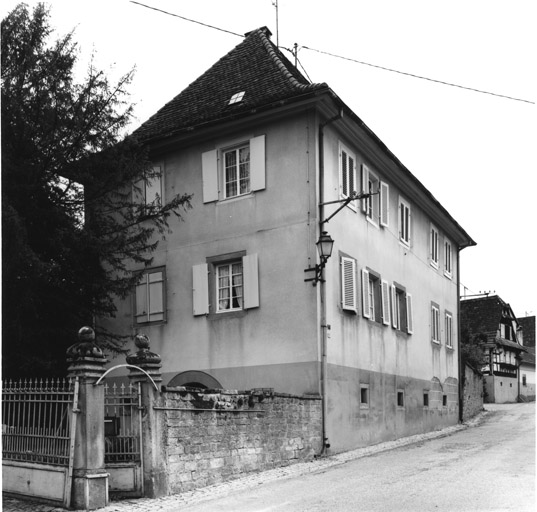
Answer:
[318, 109, 343, 455]
[457, 247, 463, 423]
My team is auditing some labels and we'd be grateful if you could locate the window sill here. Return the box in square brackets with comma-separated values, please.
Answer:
[444, 271, 453, 280]
[217, 192, 255, 205]
[365, 216, 379, 228]
[208, 310, 247, 321]
[431, 340, 441, 348]
[430, 261, 439, 270]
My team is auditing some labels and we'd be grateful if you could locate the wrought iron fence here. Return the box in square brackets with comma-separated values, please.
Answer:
[1, 378, 78, 466]
[104, 382, 141, 464]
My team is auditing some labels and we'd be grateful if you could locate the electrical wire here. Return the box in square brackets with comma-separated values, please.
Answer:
[301, 45, 535, 105]
[129, 1, 244, 38]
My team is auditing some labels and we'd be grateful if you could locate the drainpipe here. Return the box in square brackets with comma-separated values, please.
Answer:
[457, 248, 463, 423]
[318, 109, 343, 455]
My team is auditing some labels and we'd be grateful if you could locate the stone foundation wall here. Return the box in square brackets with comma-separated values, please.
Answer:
[161, 387, 322, 494]
[462, 364, 483, 421]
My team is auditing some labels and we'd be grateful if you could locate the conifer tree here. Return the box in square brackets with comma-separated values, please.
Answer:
[1, 3, 191, 377]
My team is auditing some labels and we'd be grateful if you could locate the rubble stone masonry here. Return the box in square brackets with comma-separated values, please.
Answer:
[462, 364, 484, 421]
[160, 387, 322, 494]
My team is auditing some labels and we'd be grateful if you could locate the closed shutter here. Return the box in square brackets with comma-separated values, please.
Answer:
[362, 269, 371, 318]
[201, 149, 218, 203]
[193, 263, 209, 315]
[380, 181, 389, 227]
[243, 253, 259, 309]
[361, 164, 369, 213]
[406, 294, 414, 334]
[390, 284, 398, 328]
[250, 135, 265, 192]
[340, 148, 348, 197]
[381, 280, 390, 325]
[341, 257, 357, 312]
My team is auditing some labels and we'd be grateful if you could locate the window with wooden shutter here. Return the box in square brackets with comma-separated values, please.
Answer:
[341, 257, 357, 312]
[361, 164, 369, 214]
[390, 284, 398, 328]
[380, 181, 389, 227]
[193, 263, 209, 316]
[430, 225, 439, 268]
[361, 269, 371, 318]
[339, 142, 357, 210]
[381, 280, 391, 325]
[201, 149, 218, 203]
[406, 294, 414, 334]
[242, 253, 259, 309]
[399, 198, 411, 246]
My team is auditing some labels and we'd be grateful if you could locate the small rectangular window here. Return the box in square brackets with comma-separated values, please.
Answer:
[430, 225, 439, 268]
[391, 284, 410, 333]
[442, 395, 447, 407]
[360, 386, 369, 407]
[399, 198, 411, 246]
[397, 390, 405, 408]
[135, 268, 166, 324]
[423, 392, 429, 408]
[523, 374, 527, 386]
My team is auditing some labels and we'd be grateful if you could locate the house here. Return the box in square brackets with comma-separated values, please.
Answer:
[460, 295, 526, 403]
[517, 316, 535, 401]
[104, 27, 475, 453]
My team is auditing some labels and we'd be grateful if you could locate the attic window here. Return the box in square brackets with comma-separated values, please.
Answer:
[229, 91, 245, 105]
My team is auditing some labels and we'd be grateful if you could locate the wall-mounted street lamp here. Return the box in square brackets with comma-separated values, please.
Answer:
[304, 231, 334, 285]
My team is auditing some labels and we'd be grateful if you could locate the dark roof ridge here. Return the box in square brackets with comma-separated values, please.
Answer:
[253, 27, 318, 92]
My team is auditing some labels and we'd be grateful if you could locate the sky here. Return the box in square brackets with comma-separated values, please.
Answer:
[2, 0, 536, 318]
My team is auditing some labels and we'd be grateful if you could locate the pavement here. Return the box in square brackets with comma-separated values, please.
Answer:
[2, 410, 491, 512]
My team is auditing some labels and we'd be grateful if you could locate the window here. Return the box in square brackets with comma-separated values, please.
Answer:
[202, 135, 265, 203]
[229, 91, 245, 104]
[341, 256, 357, 312]
[362, 269, 382, 323]
[399, 198, 411, 246]
[339, 142, 357, 209]
[430, 225, 439, 268]
[216, 261, 244, 312]
[523, 374, 527, 386]
[135, 268, 166, 324]
[445, 311, 453, 348]
[397, 390, 405, 408]
[442, 395, 447, 407]
[431, 303, 440, 343]
[423, 391, 429, 408]
[224, 145, 250, 198]
[58, 176, 85, 227]
[360, 385, 369, 408]
[134, 166, 162, 207]
[390, 284, 413, 334]
[361, 165, 379, 223]
[192, 253, 259, 316]
[444, 239, 452, 278]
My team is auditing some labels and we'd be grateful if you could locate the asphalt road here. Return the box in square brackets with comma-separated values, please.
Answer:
[178, 403, 535, 512]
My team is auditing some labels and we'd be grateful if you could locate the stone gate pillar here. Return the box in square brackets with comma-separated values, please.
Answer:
[126, 334, 168, 498]
[66, 326, 108, 510]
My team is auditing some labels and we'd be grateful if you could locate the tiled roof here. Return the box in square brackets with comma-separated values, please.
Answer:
[460, 295, 524, 352]
[134, 27, 327, 143]
[517, 316, 536, 348]
[521, 347, 535, 366]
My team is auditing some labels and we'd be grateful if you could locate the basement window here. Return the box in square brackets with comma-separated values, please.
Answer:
[423, 392, 429, 408]
[360, 385, 369, 408]
[229, 91, 245, 105]
[442, 395, 447, 407]
[397, 390, 405, 408]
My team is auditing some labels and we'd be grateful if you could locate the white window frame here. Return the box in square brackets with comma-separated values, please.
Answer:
[135, 267, 166, 324]
[202, 135, 265, 203]
[399, 197, 411, 247]
[430, 224, 439, 269]
[445, 311, 453, 348]
[223, 144, 251, 199]
[362, 165, 380, 226]
[216, 261, 244, 312]
[431, 303, 440, 344]
[341, 256, 357, 312]
[339, 142, 357, 210]
[379, 181, 389, 228]
[391, 284, 412, 334]
[444, 239, 453, 278]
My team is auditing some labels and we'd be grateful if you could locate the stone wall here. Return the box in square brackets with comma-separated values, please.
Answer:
[161, 387, 322, 494]
[462, 363, 484, 421]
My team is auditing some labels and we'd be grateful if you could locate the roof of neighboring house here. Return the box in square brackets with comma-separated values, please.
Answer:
[460, 295, 525, 351]
[134, 27, 327, 143]
[520, 347, 535, 366]
[517, 316, 536, 348]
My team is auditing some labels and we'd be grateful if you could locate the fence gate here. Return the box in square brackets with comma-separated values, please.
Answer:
[104, 381, 143, 498]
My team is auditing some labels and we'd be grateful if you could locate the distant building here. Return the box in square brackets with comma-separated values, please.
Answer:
[460, 295, 526, 403]
[103, 27, 475, 452]
[517, 316, 535, 400]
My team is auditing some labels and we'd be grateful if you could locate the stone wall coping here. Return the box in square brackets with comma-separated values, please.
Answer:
[161, 386, 321, 401]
